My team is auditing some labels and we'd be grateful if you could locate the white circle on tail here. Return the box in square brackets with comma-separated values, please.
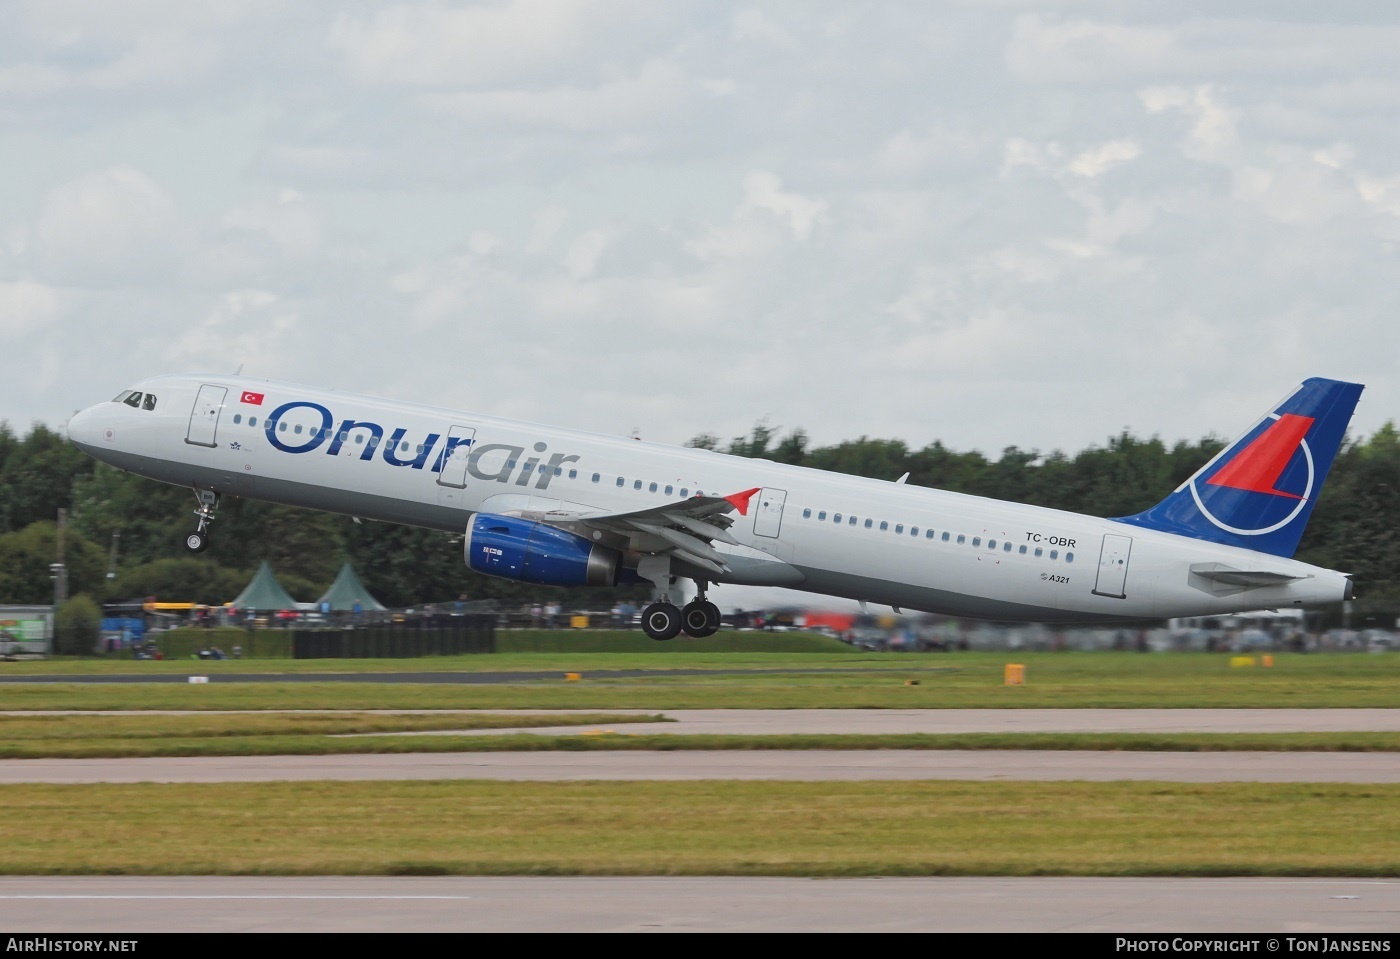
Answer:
[1187, 415, 1315, 537]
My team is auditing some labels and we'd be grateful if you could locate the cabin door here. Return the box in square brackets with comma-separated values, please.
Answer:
[185, 385, 227, 448]
[1093, 533, 1133, 599]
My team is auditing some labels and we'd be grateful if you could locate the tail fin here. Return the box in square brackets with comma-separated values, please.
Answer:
[1113, 377, 1363, 557]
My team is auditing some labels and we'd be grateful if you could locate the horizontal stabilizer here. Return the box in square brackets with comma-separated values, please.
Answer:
[1189, 563, 1306, 588]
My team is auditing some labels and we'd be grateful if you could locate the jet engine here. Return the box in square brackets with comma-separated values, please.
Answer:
[463, 513, 621, 587]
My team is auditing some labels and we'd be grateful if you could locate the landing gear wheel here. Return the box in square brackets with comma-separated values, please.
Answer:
[641, 602, 682, 641]
[681, 600, 721, 638]
[187, 487, 220, 554]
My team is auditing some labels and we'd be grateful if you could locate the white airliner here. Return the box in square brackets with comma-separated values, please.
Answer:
[66, 375, 1362, 641]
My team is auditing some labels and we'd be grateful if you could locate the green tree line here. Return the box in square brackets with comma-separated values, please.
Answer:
[1, 417, 1397, 619]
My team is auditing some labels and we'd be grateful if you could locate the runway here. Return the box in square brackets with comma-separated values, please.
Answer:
[2, 876, 1397, 933]
[5, 709, 1398, 932]
[4, 748, 1399, 783]
[2, 708, 1399, 784]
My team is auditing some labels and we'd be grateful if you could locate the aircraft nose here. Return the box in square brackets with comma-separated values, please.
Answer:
[66, 406, 104, 451]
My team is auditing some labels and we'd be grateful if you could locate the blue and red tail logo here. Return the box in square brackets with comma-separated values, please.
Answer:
[1114, 378, 1363, 557]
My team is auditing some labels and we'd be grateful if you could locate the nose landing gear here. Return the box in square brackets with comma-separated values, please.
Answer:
[186, 488, 220, 553]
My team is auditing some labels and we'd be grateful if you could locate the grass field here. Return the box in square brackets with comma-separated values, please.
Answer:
[2, 780, 1396, 877]
[2, 646, 1397, 876]
[1, 648, 1397, 710]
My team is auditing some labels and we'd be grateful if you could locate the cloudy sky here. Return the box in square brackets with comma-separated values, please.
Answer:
[3, 0, 1398, 461]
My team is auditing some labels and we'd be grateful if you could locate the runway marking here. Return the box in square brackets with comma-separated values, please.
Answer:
[0, 895, 474, 900]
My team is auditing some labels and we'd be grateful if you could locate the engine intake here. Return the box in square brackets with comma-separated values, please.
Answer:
[464, 513, 620, 587]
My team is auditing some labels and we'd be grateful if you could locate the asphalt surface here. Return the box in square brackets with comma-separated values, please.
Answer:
[6, 707, 1397, 932]
[2, 877, 1397, 933]
[3, 708, 1400, 784]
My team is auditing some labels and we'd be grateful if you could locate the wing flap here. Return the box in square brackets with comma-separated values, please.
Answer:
[527, 490, 763, 576]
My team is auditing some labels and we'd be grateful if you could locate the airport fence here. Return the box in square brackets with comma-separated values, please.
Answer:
[292, 616, 496, 659]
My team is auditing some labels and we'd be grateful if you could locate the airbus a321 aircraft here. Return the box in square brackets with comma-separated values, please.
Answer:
[66, 375, 1362, 641]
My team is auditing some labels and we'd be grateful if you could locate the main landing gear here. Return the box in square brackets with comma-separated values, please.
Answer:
[185, 488, 219, 553]
[641, 586, 722, 642]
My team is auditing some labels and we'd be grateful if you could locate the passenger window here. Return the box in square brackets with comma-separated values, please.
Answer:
[1050, 550, 1058, 560]
[366, 434, 376, 445]
[957, 535, 966, 545]
[802, 509, 811, 518]
[894, 524, 902, 533]
[555, 467, 563, 476]
[355, 435, 364, 444]
[592, 473, 601, 483]
[634, 480, 642, 490]
[988, 539, 996, 549]
[649, 482, 658, 493]
[416, 445, 423, 454]
[1035, 547, 1043, 557]
[280, 422, 288, 432]
[233, 414, 242, 425]
[665, 485, 673, 495]
[881, 522, 889, 531]
[941, 532, 950, 542]
[680, 489, 689, 497]
[1065, 552, 1074, 563]
[401, 442, 409, 452]
[848, 516, 857, 526]
[1019, 545, 1027, 554]
[142, 394, 157, 411]
[864, 519, 872, 529]
[833, 513, 842, 523]
[616, 477, 625, 487]
[972, 537, 981, 547]
[1003, 542, 1012, 552]
[569, 469, 577, 479]
[249, 417, 258, 427]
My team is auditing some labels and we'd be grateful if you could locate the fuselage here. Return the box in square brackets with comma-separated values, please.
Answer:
[66, 373, 1353, 624]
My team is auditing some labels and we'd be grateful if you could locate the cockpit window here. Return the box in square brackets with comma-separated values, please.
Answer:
[113, 390, 132, 403]
[142, 394, 157, 411]
[122, 392, 143, 408]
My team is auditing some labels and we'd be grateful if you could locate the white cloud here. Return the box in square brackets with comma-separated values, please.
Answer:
[1141, 84, 1240, 164]
[732, 9, 799, 50]
[739, 172, 828, 241]
[34, 168, 180, 286]
[418, 59, 705, 133]
[1068, 139, 1141, 177]
[564, 229, 609, 279]
[1009, 15, 1400, 85]
[156, 289, 298, 373]
[218, 191, 322, 260]
[328, 0, 656, 88]
[0, 281, 62, 339]
[4, 3, 1400, 461]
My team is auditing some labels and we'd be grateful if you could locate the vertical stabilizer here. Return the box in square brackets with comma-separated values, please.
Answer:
[1113, 377, 1363, 557]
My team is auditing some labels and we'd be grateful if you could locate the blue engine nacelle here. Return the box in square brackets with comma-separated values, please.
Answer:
[463, 513, 621, 587]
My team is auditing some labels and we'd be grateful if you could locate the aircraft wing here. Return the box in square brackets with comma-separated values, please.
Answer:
[534, 488, 762, 577]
